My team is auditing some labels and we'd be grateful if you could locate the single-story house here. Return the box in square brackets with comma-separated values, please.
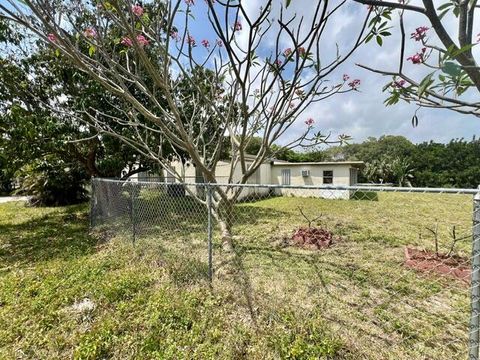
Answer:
[169, 155, 364, 199]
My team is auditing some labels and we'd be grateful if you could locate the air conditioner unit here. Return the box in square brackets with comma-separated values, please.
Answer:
[301, 169, 310, 177]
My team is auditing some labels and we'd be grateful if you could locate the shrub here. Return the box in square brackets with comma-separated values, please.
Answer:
[15, 157, 88, 206]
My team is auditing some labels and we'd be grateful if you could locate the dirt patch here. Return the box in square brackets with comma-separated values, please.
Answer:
[290, 227, 334, 250]
[404, 247, 471, 283]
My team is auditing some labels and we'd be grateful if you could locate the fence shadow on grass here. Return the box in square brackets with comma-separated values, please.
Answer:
[231, 240, 468, 358]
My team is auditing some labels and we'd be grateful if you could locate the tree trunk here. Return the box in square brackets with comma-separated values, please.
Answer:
[216, 198, 235, 252]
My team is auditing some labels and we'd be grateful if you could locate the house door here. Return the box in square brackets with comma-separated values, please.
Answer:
[281, 169, 291, 185]
[349, 168, 358, 185]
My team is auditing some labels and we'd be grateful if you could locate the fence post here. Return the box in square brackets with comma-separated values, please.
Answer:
[131, 183, 136, 244]
[207, 183, 213, 282]
[470, 186, 480, 360]
[89, 178, 95, 228]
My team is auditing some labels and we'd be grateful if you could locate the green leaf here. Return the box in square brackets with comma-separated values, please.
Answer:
[55, 48, 60, 57]
[89, 45, 96, 57]
[286, 0, 292, 7]
[442, 61, 462, 77]
[418, 72, 435, 97]
[437, 2, 452, 11]
[452, 43, 475, 57]
[376, 35, 383, 46]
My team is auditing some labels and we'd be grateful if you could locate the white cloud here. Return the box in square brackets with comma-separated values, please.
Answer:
[190, 1, 479, 145]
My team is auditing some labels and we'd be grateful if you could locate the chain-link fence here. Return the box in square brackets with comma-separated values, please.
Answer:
[90, 178, 480, 359]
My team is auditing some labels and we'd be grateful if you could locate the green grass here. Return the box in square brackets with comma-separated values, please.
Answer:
[0, 192, 474, 359]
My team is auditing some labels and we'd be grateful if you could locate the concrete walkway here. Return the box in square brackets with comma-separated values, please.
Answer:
[0, 196, 29, 204]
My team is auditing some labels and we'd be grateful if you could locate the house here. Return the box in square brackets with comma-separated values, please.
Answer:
[169, 156, 364, 200]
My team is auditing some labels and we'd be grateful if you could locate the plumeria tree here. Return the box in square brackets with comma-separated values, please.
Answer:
[356, 0, 480, 119]
[0, 0, 372, 248]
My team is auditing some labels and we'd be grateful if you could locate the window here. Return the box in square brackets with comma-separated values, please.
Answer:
[281, 169, 291, 185]
[323, 170, 333, 184]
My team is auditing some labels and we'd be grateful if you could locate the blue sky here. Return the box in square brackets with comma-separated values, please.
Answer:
[2, 0, 479, 145]
[185, 0, 480, 145]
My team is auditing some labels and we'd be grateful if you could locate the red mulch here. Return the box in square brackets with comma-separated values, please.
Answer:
[291, 227, 334, 250]
[404, 247, 471, 283]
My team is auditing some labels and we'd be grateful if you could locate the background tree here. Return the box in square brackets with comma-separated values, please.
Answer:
[355, 0, 480, 118]
[0, 0, 373, 247]
[278, 135, 480, 188]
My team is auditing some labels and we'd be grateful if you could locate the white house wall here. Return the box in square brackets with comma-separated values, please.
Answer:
[271, 164, 354, 199]
[169, 160, 358, 200]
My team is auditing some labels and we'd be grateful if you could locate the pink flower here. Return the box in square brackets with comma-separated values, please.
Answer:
[275, 59, 282, 66]
[410, 26, 429, 41]
[392, 79, 406, 88]
[185, 0, 195, 5]
[343, 74, 350, 81]
[187, 35, 196, 46]
[170, 31, 180, 42]
[305, 118, 315, 126]
[83, 28, 97, 38]
[136, 34, 149, 47]
[348, 79, 361, 89]
[121, 36, 133, 47]
[283, 48, 292, 57]
[407, 47, 426, 64]
[132, 4, 144, 17]
[216, 39, 223, 47]
[201, 39, 210, 48]
[47, 33, 57, 42]
[298, 47, 306, 57]
[234, 21, 242, 31]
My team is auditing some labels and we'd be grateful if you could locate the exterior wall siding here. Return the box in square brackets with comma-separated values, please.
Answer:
[169, 160, 359, 200]
[271, 165, 354, 199]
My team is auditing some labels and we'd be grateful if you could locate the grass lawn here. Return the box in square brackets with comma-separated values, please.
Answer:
[0, 191, 474, 359]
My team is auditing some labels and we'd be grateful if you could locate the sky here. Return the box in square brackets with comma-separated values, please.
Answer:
[1, 0, 478, 145]
[188, 0, 480, 145]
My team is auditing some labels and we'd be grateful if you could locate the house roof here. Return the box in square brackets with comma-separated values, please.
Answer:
[271, 160, 364, 167]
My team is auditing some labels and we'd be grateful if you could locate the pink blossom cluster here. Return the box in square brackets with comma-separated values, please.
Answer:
[84, 28, 97, 38]
[185, 0, 195, 5]
[187, 35, 196, 46]
[392, 79, 406, 88]
[47, 33, 57, 42]
[234, 21, 242, 31]
[132, 4, 144, 17]
[197, 37, 222, 47]
[121, 34, 150, 47]
[348, 79, 361, 89]
[282, 47, 306, 58]
[343, 74, 349, 81]
[407, 47, 426, 64]
[410, 26, 429, 41]
[170, 31, 180, 42]
[305, 118, 315, 126]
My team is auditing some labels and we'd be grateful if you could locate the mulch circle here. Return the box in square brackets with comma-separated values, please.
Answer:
[404, 247, 471, 284]
[290, 227, 334, 250]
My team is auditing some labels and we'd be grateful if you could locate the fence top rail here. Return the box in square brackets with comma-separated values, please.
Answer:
[92, 178, 480, 195]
